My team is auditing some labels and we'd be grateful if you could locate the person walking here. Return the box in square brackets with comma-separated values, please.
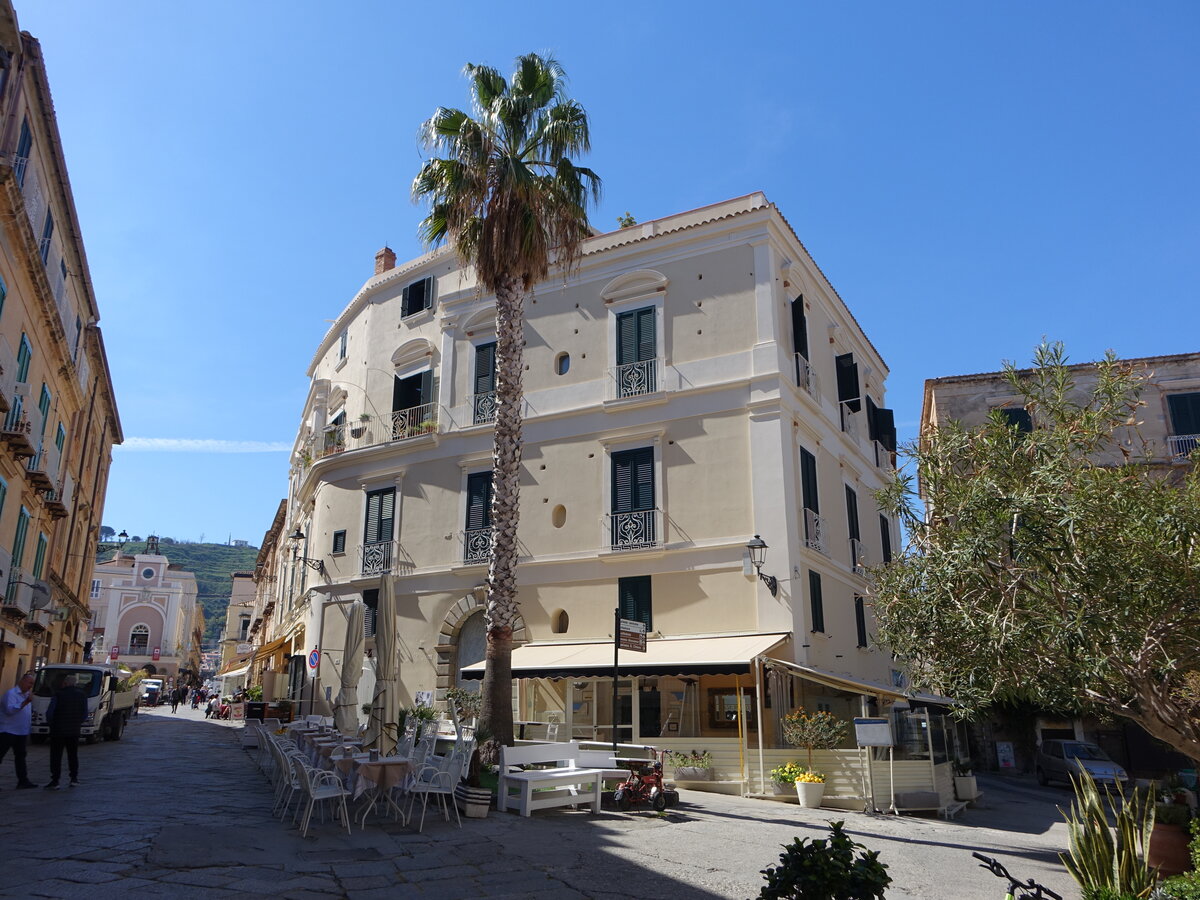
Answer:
[0, 670, 39, 789]
[169, 687, 180, 713]
[45, 675, 86, 789]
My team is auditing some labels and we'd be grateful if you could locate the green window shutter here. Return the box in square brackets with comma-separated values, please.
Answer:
[332, 530, 346, 554]
[55, 424, 65, 453]
[474, 342, 496, 395]
[808, 571, 824, 633]
[16, 333, 31, 383]
[419, 369, 433, 407]
[32, 533, 47, 579]
[854, 596, 868, 648]
[612, 447, 654, 513]
[38, 384, 50, 438]
[800, 448, 819, 513]
[12, 506, 29, 569]
[465, 472, 493, 530]
[364, 488, 395, 544]
[0, 478, 7, 521]
[362, 588, 378, 637]
[790, 296, 808, 359]
[618, 575, 652, 629]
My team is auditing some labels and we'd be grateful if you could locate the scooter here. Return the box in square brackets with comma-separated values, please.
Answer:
[613, 748, 678, 811]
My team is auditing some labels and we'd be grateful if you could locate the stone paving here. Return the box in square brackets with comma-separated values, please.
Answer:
[0, 704, 1081, 899]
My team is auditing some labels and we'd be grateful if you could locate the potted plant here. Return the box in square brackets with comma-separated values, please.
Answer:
[769, 761, 809, 796]
[1151, 800, 1195, 878]
[351, 413, 370, 439]
[782, 709, 847, 809]
[757, 821, 890, 899]
[668, 749, 713, 781]
[953, 758, 979, 801]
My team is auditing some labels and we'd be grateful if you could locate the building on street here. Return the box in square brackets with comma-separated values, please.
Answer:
[0, 0, 120, 689]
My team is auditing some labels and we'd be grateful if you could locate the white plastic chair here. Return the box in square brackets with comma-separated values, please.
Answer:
[291, 756, 351, 838]
[405, 749, 467, 832]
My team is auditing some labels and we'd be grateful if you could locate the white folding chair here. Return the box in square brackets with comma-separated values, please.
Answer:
[291, 756, 352, 838]
[406, 749, 467, 832]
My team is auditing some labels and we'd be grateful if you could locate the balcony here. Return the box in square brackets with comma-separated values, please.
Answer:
[390, 402, 438, 440]
[0, 337, 15, 416]
[462, 527, 493, 565]
[306, 404, 439, 469]
[873, 440, 896, 471]
[472, 391, 497, 426]
[606, 509, 660, 551]
[1168, 434, 1199, 462]
[612, 359, 659, 400]
[27, 447, 53, 489]
[794, 353, 817, 397]
[804, 508, 827, 556]
[840, 404, 860, 443]
[3, 568, 31, 618]
[360, 540, 394, 576]
[849, 537, 868, 576]
[2, 410, 34, 458]
[43, 473, 72, 520]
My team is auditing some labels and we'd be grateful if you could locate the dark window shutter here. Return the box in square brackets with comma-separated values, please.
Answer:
[466, 472, 493, 529]
[808, 571, 824, 633]
[612, 447, 654, 513]
[866, 396, 879, 441]
[1167, 393, 1200, 436]
[617, 307, 656, 365]
[879, 515, 892, 564]
[364, 488, 394, 544]
[800, 448, 819, 513]
[332, 530, 346, 554]
[835, 353, 861, 412]
[790, 297, 809, 359]
[363, 588, 378, 637]
[874, 407, 897, 451]
[844, 485, 860, 542]
[393, 372, 430, 412]
[854, 596, 867, 648]
[400, 283, 412, 318]
[618, 575, 652, 629]
[1000, 408, 1032, 433]
[419, 369, 433, 407]
[637, 307, 655, 362]
[474, 342, 496, 394]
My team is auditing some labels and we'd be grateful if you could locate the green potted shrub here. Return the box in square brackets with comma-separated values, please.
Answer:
[757, 820, 890, 899]
[668, 749, 713, 781]
[782, 709, 847, 808]
[770, 761, 809, 796]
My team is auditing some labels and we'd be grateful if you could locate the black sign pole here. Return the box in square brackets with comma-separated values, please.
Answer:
[612, 607, 620, 760]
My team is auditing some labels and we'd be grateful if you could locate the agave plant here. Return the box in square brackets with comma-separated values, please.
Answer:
[1060, 768, 1156, 899]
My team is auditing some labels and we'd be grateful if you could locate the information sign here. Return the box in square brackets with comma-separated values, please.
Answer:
[853, 717, 894, 747]
[152, 647, 161, 661]
[110, 646, 119, 660]
[617, 618, 646, 652]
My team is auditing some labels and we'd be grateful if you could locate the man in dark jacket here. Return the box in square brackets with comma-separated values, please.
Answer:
[45, 675, 87, 789]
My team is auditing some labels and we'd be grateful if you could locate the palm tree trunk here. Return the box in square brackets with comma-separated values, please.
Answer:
[482, 273, 524, 747]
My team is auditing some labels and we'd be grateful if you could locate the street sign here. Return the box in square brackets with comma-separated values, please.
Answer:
[308, 647, 320, 670]
[110, 646, 119, 660]
[152, 647, 161, 661]
[617, 617, 646, 652]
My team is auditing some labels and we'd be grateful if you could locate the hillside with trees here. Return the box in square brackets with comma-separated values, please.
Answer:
[95, 538, 259, 646]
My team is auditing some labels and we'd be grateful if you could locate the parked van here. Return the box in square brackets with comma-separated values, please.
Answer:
[30, 664, 137, 743]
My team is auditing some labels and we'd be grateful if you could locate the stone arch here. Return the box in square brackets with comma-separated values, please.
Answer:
[390, 337, 437, 371]
[433, 588, 527, 700]
[461, 306, 497, 339]
[600, 268, 669, 304]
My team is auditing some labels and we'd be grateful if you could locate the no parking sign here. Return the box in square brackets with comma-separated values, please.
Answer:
[308, 647, 320, 670]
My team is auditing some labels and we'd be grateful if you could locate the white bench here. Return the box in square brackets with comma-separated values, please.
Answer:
[576, 747, 656, 783]
[498, 740, 607, 817]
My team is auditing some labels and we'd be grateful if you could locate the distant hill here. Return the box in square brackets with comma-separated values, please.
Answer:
[95, 540, 259, 646]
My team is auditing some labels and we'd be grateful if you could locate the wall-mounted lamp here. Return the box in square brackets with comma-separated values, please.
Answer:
[288, 527, 327, 577]
[746, 535, 779, 598]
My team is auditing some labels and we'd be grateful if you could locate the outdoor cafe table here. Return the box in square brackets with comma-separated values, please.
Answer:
[316, 739, 363, 766]
[353, 756, 412, 827]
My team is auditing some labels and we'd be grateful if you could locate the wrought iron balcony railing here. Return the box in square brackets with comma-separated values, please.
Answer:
[804, 508, 827, 556]
[606, 509, 660, 551]
[1168, 433, 1199, 461]
[794, 353, 817, 396]
[472, 391, 497, 426]
[612, 359, 659, 400]
[850, 537, 868, 576]
[462, 527, 493, 565]
[360, 540, 394, 576]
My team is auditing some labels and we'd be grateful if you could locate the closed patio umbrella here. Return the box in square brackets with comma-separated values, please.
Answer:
[334, 600, 364, 736]
[366, 573, 399, 755]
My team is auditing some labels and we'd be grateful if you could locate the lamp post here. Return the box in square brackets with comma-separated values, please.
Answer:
[746, 535, 779, 598]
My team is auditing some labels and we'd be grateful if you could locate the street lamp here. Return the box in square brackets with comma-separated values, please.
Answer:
[746, 535, 779, 598]
[288, 527, 327, 577]
[117, 530, 128, 545]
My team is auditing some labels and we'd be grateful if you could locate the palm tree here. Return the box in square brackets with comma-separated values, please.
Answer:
[413, 54, 600, 746]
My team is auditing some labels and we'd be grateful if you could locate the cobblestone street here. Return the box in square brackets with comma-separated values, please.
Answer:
[0, 706, 1079, 899]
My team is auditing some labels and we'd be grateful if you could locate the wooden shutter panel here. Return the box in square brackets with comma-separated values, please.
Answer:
[618, 575, 652, 629]
[474, 343, 496, 395]
[874, 407, 897, 451]
[636, 307, 655, 362]
[613, 448, 654, 512]
[879, 515, 893, 564]
[808, 571, 824, 633]
[855, 596, 867, 647]
[835, 353, 861, 412]
[790, 297, 809, 359]
[844, 485, 860, 542]
[617, 310, 637, 366]
[466, 472, 492, 529]
[418, 370, 433, 407]
[364, 488, 394, 544]
[1167, 394, 1200, 436]
[800, 448, 819, 513]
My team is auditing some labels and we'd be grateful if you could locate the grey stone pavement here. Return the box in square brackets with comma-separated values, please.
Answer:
[0, 704, 1082, 899]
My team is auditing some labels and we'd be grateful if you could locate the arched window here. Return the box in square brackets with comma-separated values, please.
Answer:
[129, 624, 149, 654]
[455, 611, 486, 690]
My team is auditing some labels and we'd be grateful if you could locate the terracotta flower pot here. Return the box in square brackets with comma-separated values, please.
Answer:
[1148, 822, 1192, 877]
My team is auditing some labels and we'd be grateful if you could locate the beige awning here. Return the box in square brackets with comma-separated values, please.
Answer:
[761, 656, 955, 704]
[462, 633, 789, 680]
[219, 665, 250, 680]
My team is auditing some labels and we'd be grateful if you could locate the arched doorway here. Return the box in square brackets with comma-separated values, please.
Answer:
[456, 611, 486, 690]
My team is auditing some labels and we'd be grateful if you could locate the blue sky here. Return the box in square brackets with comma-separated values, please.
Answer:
[18, 1, 1199, 546]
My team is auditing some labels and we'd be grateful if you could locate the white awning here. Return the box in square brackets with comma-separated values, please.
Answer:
[461, 633, 789, 680]
[219, 665, 250, 681]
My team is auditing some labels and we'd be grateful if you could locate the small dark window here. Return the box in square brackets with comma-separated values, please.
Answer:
[401, 276, 434, 317]
[1167, 393, 1200, 436]
[999, 407, 1032, 433]
[835, 352, 861, 412]
[854, 596, 868, 648]
[363, 588, 378, 637]
[332, 530, 346, 554]
[808, 571, 824, 633]
[555, 352, 570, 375]
[879, 515, 892, 564]
[618, 575, 652, 630]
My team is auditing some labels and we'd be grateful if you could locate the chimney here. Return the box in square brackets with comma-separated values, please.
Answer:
[374, 246, 396, 276]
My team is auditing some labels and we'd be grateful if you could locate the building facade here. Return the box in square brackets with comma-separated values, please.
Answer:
[88, 540, 199, 680]
[260, 193, 903, 760]
[0, 2, 121, 688]
[219, 571, 255, 672]
[922, 350, 1200, 774]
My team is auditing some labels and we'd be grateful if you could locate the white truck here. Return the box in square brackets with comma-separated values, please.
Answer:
[29, 663, 137, 743]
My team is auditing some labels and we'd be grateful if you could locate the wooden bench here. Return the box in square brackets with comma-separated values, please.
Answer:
[498, 740, 607, 817]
